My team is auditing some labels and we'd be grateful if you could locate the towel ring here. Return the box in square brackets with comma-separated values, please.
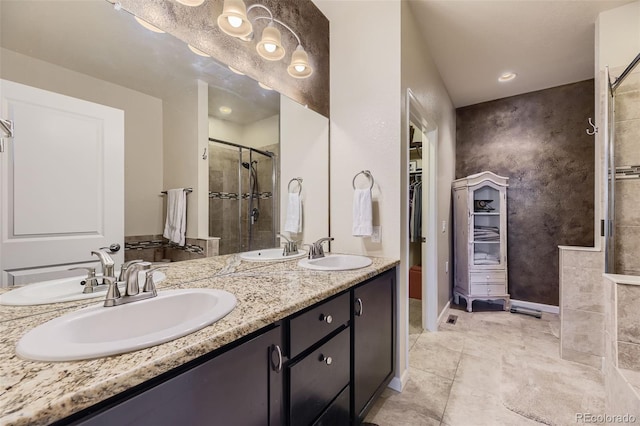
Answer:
[352, 170, 374, 190]
[288, 178, 303, 195]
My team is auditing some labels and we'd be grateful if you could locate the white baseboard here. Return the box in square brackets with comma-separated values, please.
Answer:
[510, 299, 559, 314]
[388, 368, 409, 392]
[437, 300, 452, 325]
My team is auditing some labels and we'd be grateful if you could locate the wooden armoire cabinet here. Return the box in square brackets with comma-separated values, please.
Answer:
[452, 171, 510, 312]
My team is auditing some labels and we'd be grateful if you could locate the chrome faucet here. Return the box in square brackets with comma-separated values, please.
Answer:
[124, 261, 152, 297]
[308, 237, 334, 259]
[102, 262, 166, 307]
[118, 259, 143, 282]
[90, 249, 115, 284]
[277, 233, 298, 256]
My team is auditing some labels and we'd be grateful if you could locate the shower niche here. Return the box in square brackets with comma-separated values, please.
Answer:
[208, 139, 278, 255]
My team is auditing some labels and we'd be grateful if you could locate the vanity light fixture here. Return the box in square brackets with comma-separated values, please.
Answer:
[228, 65, 245, 75]
[175, 0, 206, 6]
[258, 82, 273, 90]
[498, 72, 517, 82]
[134, 16, 165, 34]
[188, 44, 210, 57]
[217, 0, 313, 78]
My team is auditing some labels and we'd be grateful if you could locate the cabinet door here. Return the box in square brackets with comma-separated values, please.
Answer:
[73, 326, 283, 426]
[353, 269, 395, 421]
[469, 183, 505, 269]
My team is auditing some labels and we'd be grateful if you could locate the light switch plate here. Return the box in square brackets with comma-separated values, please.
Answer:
[371, 226, 381, 243]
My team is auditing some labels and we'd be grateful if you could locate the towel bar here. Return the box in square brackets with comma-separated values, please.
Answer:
[161, 188, 193, 195]
[352, 170, 374, 190]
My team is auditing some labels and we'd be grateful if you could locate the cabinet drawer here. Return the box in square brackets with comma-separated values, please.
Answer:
[313, 385, 350, 426]
[289, 291, 350, 358]
[469, 271, 506, 285]
[289, 328, 350, 426]
[470, 284, 507, 296]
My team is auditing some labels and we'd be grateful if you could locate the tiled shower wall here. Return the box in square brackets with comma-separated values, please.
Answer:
[208, 142, 278, 255]
[614, 72, 640, 275]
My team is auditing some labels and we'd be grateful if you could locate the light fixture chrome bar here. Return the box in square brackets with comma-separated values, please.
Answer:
[610, 51, 640, 93]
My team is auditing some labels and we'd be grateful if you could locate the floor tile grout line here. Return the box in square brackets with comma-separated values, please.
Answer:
[436, 343, 465, 425]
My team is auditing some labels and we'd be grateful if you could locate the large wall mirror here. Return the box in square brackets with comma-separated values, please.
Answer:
[0, 0, 328, 284]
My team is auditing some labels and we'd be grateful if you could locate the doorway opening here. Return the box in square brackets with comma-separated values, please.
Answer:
[406, 89, 438, 348]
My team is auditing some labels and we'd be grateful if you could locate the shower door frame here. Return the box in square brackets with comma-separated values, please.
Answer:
[209, 138, 278, 253]
[604, 52, 640, 273]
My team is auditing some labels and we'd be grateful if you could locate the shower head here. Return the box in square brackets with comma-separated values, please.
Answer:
[242, 160, 258, 169]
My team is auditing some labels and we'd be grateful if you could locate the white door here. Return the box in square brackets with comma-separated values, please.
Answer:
[0, 80, 124, 286]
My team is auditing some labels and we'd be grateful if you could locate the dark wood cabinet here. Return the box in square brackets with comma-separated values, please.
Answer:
[352, 269, 395, 423]
[289, 328, 350, 426]
[63, 267, 396, 426]
[70, 325, 284, 426]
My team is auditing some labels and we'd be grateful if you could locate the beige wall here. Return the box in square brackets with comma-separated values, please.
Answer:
[314, 0, 456, 390]
[244, 115, 280, 149]
[280, 95, 329, 245]
[401, 4, 457, 319]
[0, 48, 164, 238]
[162, 80, 203, 239]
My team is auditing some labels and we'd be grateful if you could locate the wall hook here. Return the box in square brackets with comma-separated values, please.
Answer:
[586, 118, 598, 136]
[202, 148, 207, 160]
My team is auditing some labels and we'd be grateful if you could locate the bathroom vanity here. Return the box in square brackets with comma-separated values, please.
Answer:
[0, 254, 398, 426]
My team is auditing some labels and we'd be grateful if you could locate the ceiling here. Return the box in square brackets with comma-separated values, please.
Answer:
[408, 0, 635, 108]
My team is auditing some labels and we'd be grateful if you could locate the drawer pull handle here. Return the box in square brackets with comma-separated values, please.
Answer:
[355, 298, 363, 316]
[319, 354, 333, 365]
[271, 344, 283, 372]
[319, 314, 333, 324]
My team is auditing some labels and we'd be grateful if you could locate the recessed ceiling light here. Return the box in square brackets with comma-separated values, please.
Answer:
[258, 82, 272, 90]
[219, 106, 233, 115]
[499, 72, 517, 82]
[228, 66, 245, 75]
[187, 44, 210, 57]
[134, 16, 165, 34]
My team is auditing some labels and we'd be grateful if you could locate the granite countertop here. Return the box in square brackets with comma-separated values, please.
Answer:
[0, 253, 399, 426]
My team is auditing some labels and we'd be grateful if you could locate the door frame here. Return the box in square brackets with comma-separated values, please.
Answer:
[405, 89, 438, 332]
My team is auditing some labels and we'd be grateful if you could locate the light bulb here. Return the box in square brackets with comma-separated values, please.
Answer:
[294, 65, 306, 72]
[264, 43, 276, 53]
[228, 16, 243, 28]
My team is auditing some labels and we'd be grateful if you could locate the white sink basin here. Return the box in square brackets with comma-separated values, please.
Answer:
[298, 254, 372, 271]
[239, 247, 306, 262]
[16, 289, 237, 362]
[0, 271, 166, 306]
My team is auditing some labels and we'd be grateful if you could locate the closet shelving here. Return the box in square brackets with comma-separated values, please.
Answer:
[452, 171, 510, 312]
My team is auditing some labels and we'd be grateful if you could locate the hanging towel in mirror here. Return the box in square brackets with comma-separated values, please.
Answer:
[163, 188, 186, 246]
[284, 192, 302, 233]
[352, 188, 373, 237]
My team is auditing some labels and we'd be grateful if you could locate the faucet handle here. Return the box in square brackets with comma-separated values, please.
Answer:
[68, 266, 96, 279]
[142, 266, 168, 294]
[96, 276, 120, 307]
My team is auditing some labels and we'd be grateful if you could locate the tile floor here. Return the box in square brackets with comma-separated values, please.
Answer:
[365, 299, 606, 426]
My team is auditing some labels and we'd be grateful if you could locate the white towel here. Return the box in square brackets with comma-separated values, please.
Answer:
[163, 188, 186, 246]
[284, 192, 302, 233]
[352, 188, 373, 237]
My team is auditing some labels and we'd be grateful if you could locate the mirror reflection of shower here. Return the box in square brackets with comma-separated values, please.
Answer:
[209, 138, 278, 254]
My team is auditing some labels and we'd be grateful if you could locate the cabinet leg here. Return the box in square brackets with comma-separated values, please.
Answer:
[467, 300, 473, 313]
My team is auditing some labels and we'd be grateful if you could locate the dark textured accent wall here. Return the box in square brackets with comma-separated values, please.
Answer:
[456, 80, 595, 306]
[120, 0, 329, 117]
